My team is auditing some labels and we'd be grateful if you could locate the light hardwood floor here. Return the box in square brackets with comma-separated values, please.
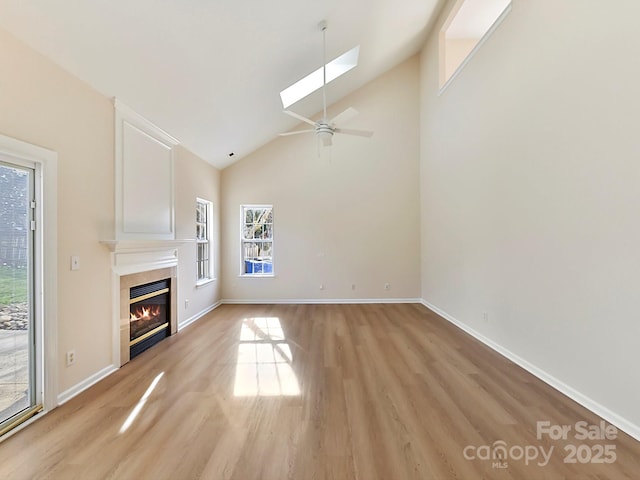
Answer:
[0, 303, 638, 479]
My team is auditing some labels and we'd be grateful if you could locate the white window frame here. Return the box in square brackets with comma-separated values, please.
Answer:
[196, 198, 214, 285]
[439, 0, 512, 92]
[240, 205, 274, 277]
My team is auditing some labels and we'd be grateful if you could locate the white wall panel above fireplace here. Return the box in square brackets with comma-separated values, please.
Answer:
[122, 122, 173, 235]
[114, 99, 178, 240]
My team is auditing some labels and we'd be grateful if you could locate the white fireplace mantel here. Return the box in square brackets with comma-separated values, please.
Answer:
[100, 239, 193, 276]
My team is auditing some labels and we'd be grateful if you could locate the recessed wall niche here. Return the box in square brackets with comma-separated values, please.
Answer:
[114, 99, 179, 240]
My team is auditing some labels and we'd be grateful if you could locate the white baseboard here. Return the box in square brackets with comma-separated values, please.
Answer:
[221, 298, 422, 305]
[420, 300, 640, 442]
[178, 301, 222, 331]
[56, 302, 222, 407]
[57, 364, 118, 406]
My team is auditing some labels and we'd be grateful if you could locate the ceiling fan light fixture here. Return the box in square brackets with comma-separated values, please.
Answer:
[316, 127, 333, 146]
[279, 22, 373, 147]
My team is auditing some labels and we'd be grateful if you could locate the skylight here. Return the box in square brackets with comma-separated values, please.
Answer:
[280, 45, 360, 109]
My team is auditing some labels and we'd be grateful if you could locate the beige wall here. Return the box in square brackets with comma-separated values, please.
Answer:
[221, 57, 421, 301]
[420, 0, 640, 429]
[0, 27, 220, 395]
[174, 145, 221, 323]
[443, 38, 477, 84]
[0, 27, 114, 393]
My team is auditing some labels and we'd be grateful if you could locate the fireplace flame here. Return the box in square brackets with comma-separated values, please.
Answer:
[130, 305, 161, 321]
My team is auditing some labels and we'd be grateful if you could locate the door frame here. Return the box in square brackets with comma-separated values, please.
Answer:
[0, 133, 58, 419]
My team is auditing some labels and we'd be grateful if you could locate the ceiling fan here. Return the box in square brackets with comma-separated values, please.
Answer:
[279, 21, 373, 147]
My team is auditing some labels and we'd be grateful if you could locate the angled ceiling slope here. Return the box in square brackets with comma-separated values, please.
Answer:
[0, 0, 442, 169]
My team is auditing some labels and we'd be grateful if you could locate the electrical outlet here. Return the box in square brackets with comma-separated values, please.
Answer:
[319, 284, 324, 290]
[483, 312, 489, 322]
[384, 283, 391, 291]
[70, 256, 80, 271]
[66, 350, 76, 366]
[185, 299, 189, 309]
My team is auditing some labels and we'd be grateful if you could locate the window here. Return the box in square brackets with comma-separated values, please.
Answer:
[196, 198, 213, 283]
[241, 205, 273, 276]
[439, 0, 512, 89]
[280, 46, 360, 108]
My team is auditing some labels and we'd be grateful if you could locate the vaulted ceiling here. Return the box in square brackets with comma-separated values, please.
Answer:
[0, 0, 443, 168]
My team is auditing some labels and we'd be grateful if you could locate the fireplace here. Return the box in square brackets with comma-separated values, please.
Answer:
[129, 278, 170, 358]
[116, 266, 178, 366]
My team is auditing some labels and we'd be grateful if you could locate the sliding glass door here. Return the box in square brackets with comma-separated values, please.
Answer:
[0, 159, 35, 427]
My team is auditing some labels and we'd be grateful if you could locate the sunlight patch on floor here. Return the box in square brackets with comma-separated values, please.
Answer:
[233, 317, 300, 397]
[119, 371, 164, 434]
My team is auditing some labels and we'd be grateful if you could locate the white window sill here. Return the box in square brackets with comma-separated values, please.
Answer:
[196, 278, 216, 288]
[238, 274, 276, 278]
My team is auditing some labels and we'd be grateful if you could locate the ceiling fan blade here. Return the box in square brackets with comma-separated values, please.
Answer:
[334, 128, 374, 138]
[283, 110, 317, 127]
[279, 129, 315, 137]
[330, 107, 359, 126]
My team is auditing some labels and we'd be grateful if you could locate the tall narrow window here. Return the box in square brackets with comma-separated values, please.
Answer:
[196, 198, 213, 284]
[241, 205, 273, 276]
[439, 0, 512, 89]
